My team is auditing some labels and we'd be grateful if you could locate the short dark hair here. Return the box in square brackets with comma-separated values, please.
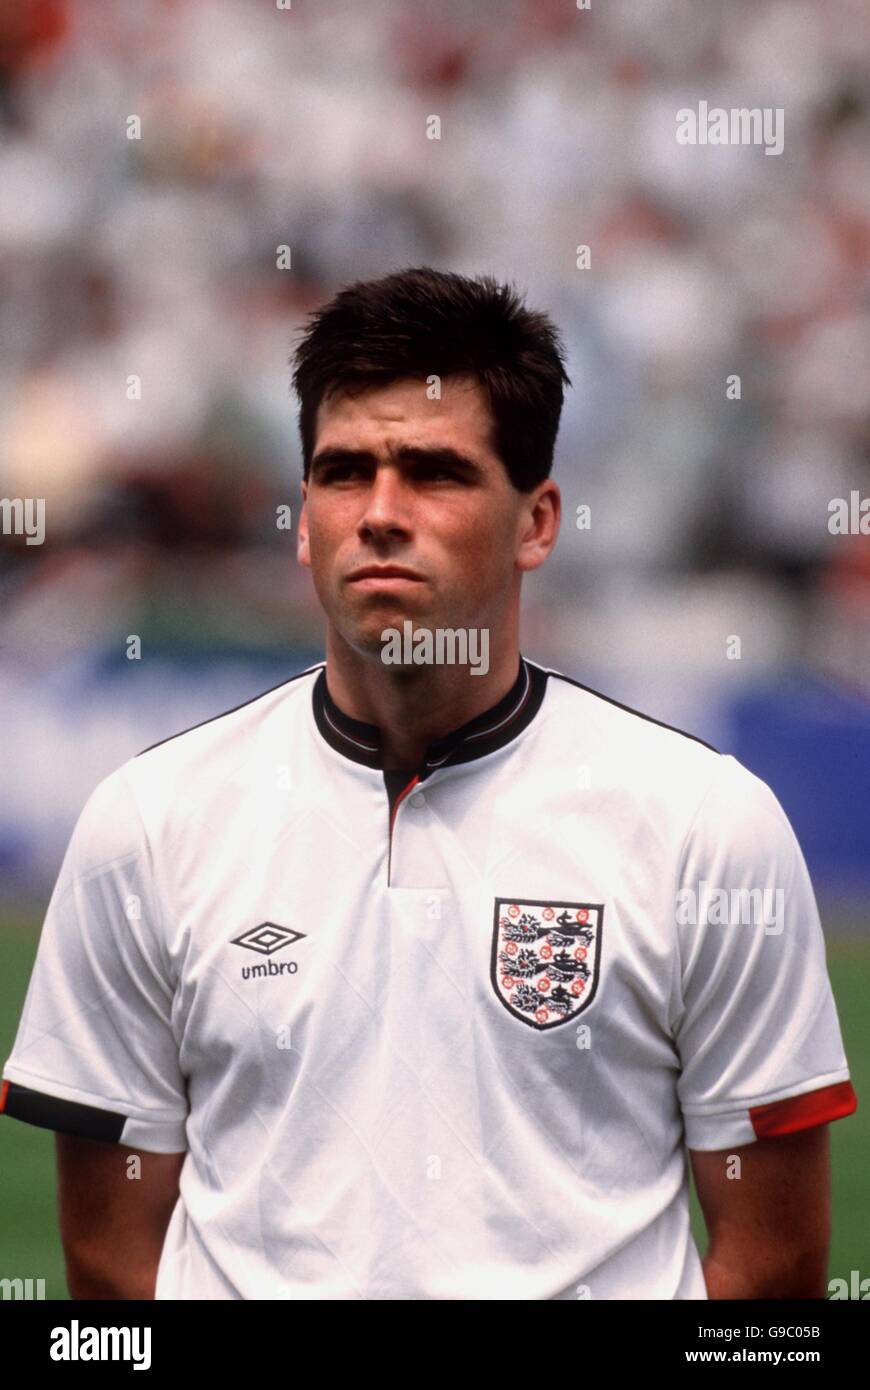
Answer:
[290, 266, 571, 492]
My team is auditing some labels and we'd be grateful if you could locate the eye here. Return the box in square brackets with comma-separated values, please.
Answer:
[323, 463, 364, 482]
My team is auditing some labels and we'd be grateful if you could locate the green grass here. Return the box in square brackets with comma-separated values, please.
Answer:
[686, 934, 869, 1286]
[0, 913, 69, 1298]
[2, 912, 867, 1299]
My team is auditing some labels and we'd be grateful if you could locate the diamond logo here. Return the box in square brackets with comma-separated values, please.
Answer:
[231, 922, 306, 956]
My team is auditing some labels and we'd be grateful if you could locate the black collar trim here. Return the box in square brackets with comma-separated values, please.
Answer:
[312, 657, 548, 775]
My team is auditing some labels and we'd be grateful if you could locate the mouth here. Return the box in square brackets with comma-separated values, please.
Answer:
[346, 566, 426, 588]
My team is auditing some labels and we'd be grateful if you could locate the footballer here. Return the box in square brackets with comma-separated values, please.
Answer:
[1, 267, 857, 1299]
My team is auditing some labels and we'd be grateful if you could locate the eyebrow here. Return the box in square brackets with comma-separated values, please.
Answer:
[309, 445, 485, 481]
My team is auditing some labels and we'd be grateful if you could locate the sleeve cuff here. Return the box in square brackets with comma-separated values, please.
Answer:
[1, 1075, 188, 1154]
[683, 1077, 857, 1150]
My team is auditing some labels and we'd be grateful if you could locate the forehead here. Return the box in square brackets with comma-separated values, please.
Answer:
[313, 374, 496, 458]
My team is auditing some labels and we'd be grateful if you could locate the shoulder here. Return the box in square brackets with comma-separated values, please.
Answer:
[533, 661, 724, 804]
[536, 663, 719, 755]
[678, 749, 804, 877]
[78, 663, 324, 853]
[530, 663, 798, 859]
[134, 661, 323, 767]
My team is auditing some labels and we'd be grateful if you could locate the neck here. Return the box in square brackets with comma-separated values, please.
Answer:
[324, 623, 521, 770]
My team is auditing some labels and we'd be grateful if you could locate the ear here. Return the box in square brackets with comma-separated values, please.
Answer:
[297, 480, 310, 569]
[516, 479, 561, 574]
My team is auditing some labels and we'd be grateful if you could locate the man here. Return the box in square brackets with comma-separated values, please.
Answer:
[1, 267, 857, 1300]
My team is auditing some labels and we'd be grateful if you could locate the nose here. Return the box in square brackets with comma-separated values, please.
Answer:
[357, 465, 412, 542]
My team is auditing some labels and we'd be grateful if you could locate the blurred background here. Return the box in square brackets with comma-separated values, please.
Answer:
[0, 0, 868, 1296]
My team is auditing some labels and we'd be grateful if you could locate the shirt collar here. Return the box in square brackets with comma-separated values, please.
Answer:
[312, 655, 548, 775]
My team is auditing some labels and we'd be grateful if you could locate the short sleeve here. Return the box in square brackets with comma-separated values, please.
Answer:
[1, 765, 188, 1153]
[673, 754, 857, 1151]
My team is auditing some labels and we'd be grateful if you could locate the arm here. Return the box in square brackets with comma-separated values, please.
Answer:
[689, 1125, 831, 1299]
[56, 1133, 185, 1300]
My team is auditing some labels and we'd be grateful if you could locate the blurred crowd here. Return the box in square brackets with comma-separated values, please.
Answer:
[1, 0, 869, 691]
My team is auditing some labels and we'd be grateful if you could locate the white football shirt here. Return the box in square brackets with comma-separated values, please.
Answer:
[1, 657, 857, 1299]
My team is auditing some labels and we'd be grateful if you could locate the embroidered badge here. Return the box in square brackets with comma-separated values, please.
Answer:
[491, 898, 603, 1030]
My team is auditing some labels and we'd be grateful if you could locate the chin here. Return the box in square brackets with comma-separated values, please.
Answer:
[340, 611, 433, 664]
[339, 619, 402, 659]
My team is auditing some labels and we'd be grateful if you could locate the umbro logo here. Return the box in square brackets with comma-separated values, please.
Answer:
[232, 922, 306, 980]
[232, 923, 305, 956]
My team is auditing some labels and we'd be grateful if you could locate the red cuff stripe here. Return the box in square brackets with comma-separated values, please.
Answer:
[0, 1079, 9, 1114]
[750, 1080, 857, 1138]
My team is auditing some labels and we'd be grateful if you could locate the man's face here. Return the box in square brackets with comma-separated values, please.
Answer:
[297, 374, 558, 660]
